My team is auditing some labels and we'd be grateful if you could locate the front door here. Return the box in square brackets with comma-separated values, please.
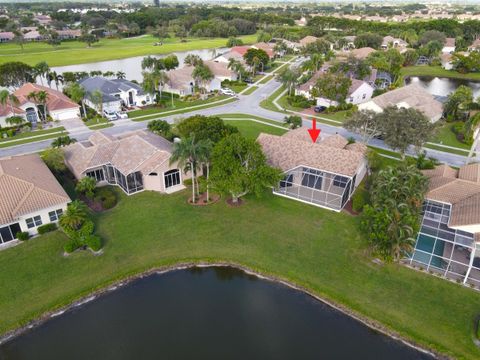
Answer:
[25, 108, 38, 124]
[128, 91, 134, 106]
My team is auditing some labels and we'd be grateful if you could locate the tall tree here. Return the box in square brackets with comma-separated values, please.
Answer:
[210, 134, 282, 204]
[90, 90, 104, 116]
[243, 48, 269, 74]
[0, 90, 20, 117]
[34, 61, 50, 86]
[228, 59, 246, 82]
[0, 62, 34, 88]
[192, 64, 213, 94]
[344, 110, 381, 144]
[444, 85, 473, 120]
[312, 72, 352, 105]
[278, 67, 301, 96]
[184, 54, 203, 67]
[65, 83, 87, 119]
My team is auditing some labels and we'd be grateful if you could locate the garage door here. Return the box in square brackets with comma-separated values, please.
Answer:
[52, 108, 80, 121]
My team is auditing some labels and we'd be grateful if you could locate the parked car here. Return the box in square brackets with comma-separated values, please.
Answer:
[220, 88, 236, 96]
[116, 111, 128, 119]
[244, 78, 254, 84]
[314, 106, 327, 113]
[103, 110, 118, 121]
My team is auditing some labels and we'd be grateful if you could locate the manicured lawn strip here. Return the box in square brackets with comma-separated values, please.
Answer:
[0, 126, 65, 143]
[84, 117, 110, 126]
[88, 123, 114, 130]
[225, 120, 287, 139]
[424, 143, 471, 156]
[431, 121, 470, 150]
[0, 34, 258, 67]
[367, 145, 402, 159]
[319, 111, 350, 123]
[400, 66, 480, 81]
[0, 132, 67, 148]
[225, 83, 248, 93]
[128, 95, 230, 118]
[258, 75, 274, 85]
[241, 86, 258, 95]
[260, 85, 287, 113]
[0, 191, 479, 359]
[217, 113, 288, 128]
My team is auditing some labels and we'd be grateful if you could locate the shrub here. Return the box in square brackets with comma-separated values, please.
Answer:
[37, 223, 57, 235]
[352, 184, 369, 212]
[16, 232, 30, 241]
[64, 239, 81, 254]
[77, 219, 95, 238]
[287, 95, 312, 108]
[85, 235, 102, 252]
[94, 187, 117, 209]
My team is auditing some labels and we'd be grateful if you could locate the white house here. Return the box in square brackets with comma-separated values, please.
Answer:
[0, 154, 70, 247]
[79, 77, 153, 114]
[442, 38, 456, 54]
[358, 83, 443, 122]
[381, 36, 408, 51]
[297, 73, 374, 107]
[0, 83, 80, 127]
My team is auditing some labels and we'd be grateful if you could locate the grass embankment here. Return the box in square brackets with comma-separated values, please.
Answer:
[0, 34, 258, 67]
[241, 86, 258, 95]
[400, 66, 480, 81]
[128, 95, 233, 121]
[258, 75, 274, 85]
[0, 188, 479, 359]
[0, 127, 66, 148]
[220, 114, 287, 139]
[260, 85, 286, 113]
[84, 117, 113, 130]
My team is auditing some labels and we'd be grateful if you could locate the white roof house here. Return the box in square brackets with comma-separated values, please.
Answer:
[358, 84, 443, 122]
[442, 38, 456, 54]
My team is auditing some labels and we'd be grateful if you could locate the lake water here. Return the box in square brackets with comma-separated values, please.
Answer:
[0, 267, 434, 360]
[406, 76, 480, 99]
[52, 47, 228, 82]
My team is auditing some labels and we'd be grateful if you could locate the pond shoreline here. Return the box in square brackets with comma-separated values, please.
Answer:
[0, 261, 442, 359]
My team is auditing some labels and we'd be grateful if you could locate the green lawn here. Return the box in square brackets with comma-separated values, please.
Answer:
[1, 188, 480, 359]
[431, 121, 471, 150]
[0, 34, 258, 67]
[128, 95, 231, 119]
[320, 111, 350, 123]
[400, 66, 480, 81]
[0, 127, 67, 148]
[260, 85, 287, 113]
[217, 113, 288, 128]
[224, 83, 247, 93]
[84, 117, 113, 129]
[258, 75, 275, 85]
[225, 120, 287, 139]
[241, 86, 258, 95]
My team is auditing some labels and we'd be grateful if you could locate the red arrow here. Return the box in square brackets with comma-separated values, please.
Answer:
[308, 119, 321, 143]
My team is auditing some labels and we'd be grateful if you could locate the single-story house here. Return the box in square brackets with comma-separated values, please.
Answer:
[257, 129, 368, 211]
[358, 83, 443, 122]
[299, 36, 318, 48]
[34, 14, 52, 25]
[342, 35, 356, 50]
[164, 63, 228, 96]
[350, 47, 376, 60]
[409, 163, 480, 287]
[442, 38, 456, 54]
[441, 53, 454, 70]
[64, 130, 193, 195]
[0, 154, 70, 247]
[56, 29, 82, 40]
[381, 36, 408, 51]
[0, 83, 80, 127]
[214, 50, 247, 65]
[23, 30, 43, 41]
[79, 77, 153, 114]
[297, 72, 374, 107]
[252, 42, 275, 58]
[0, 31, 14, 42]
[468, 39, 480, 52]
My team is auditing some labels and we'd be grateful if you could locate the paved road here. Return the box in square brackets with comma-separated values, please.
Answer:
[1, 61, 477, 168]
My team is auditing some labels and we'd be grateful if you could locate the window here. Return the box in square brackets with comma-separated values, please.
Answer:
[86, 168, 105, 182]
[164, 169, 181, 188]
[49, 209, 63, 222]
[26, 215, 42, 229]
[362, 93, 366, 99]
[349, 97, 353, 102]
[333, 175, 349, 188]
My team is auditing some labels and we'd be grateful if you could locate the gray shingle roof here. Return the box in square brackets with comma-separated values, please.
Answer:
[79, 77, 144, 102]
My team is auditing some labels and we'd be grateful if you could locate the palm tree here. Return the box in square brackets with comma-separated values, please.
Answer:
[34, 61, 50, 86]
[36, 90, 49, 122]
[279, 67, 301, 96]
[184, 54, 203, 67]
[116, 71, 126, 80]
[228, 59, 246, 82]
[90, 90, 104, 116]
[66, 83, 87, 119]
[197, 139, 213, 202]
[0, 90, 19, 117]
[103, 71, 115, 78]
[47, 71, 64, 90]
[192, 64, 213, 95]
[143, 70, 170, 99]
[59, 200, 88, 231]
[51, 135, 77, 148]
[169, 135, 205, 204]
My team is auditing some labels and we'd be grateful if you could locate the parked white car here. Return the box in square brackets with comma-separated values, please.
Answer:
[103, 110, 118, 121]
[116, 111, 128, 119]
[220, 88, 236, 96]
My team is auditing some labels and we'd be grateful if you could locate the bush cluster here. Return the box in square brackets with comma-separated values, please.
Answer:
[16, 232, 30, 241]
[37, 223, 57, 235]
[94, 187, 117, 210]
[286, 95, 313, 108]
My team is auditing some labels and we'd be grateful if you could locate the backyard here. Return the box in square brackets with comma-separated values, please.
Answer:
[0, 188, 479, 359]
[0, 34, 258, 67]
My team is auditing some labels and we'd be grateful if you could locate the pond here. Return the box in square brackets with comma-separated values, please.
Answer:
[406, 76, 480, 100]
[51, 47, 228, 82]
[0, 267, 434, 360]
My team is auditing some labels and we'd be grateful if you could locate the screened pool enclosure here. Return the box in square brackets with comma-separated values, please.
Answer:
[274, 166, 356, 211]
[86, 164, 144, 195]
[409, 200, 480, 287]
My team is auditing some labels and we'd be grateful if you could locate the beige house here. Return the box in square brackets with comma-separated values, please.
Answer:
[257, 129, 367, 211]
[64, 130, 192, 195]
[0, 154, 70, 247]
[410, 163, 480, 287]
[358, 84, 443, 122]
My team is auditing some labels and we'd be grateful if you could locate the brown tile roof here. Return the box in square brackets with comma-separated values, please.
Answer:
[350, 47, 376, 59]
[0, 154, 70, 225]
[64, 130, 172, 178]
[444, 37, 455, 47]
[366, 84, 443, 121]
[299, 36, 318, 46]
[15, 83, 79, 111]
[253, 42, 275, 57]
[166, 66, 194, 90]
[204, 60, 234, 78]
[423, 163, 480, 229]
[257, 130, 365, 177]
